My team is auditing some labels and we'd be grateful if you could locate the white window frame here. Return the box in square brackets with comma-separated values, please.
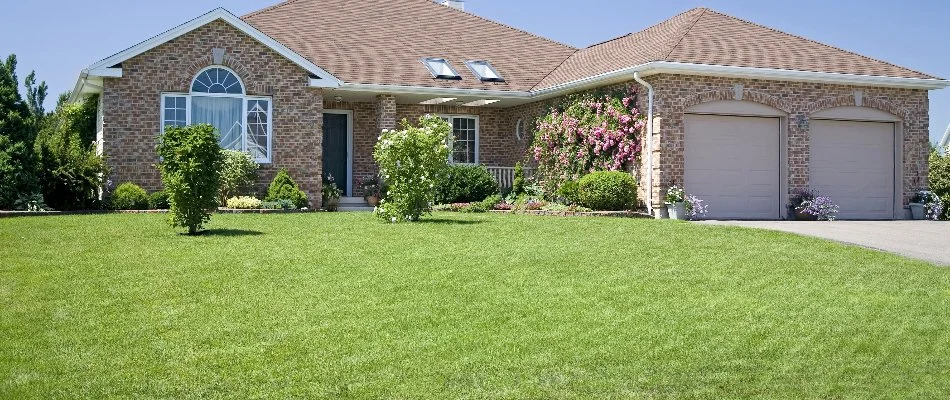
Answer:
[464, 60, 505, 82]
[422, 57, 462, 80]
[439, 114, 479, 165]
[159, 67, 273, 163]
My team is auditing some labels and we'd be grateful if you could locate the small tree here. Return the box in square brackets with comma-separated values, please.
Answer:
[157, 124, 223, 234]
[219, 149, 258, 205]
[264, 169, 308, 209]
[373, 115, 450, 222]
[512, 162, 526, 196]
[930, 147, 950, 220]
[0, 54, 41, 209]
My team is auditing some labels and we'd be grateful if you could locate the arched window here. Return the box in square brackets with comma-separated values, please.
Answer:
[161, 66, 272, 162]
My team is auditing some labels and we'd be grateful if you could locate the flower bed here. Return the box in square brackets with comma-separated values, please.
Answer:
[489, 209, 650, 218]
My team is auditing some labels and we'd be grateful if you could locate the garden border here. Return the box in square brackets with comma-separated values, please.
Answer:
[488, 210, 651, 218]
[0, 209, 320, 218]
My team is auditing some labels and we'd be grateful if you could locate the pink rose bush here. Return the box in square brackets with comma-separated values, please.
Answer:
[530, 86, 645, 196]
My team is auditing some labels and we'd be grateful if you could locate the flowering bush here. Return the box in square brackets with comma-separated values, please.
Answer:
[531, 85, 644, 195]
[373, 115, 450, 223]
[685, 194, 708, 220]
[911, 190, 944, 221]
[226, 196, 263, 209]
[797, 196, 840, 221]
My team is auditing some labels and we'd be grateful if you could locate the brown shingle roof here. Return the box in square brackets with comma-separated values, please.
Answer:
[535, 8, 936, 90]
[243, 0, 577, 92]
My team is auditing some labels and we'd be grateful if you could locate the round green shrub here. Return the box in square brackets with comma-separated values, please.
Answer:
[111, 182, 149, 210]
[157, 124, 224, 234]
[148, 190, 170, 210]
[265, 169, 308, 209]
[434, 164, 499, 204]
[557, 180, 580, 205]
[577, 171, 637, 211]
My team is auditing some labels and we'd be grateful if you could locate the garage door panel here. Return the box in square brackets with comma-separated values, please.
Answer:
[810, 120, 895, 220]
[685, 114, 781, 219]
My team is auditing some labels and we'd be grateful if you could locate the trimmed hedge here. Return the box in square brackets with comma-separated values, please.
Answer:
[577, 171, 637, 211]
[148, 190, 170, 210]
[434, 164, 498, 204]
[265, 169, 308, 209]
[111, 182, 149, 210]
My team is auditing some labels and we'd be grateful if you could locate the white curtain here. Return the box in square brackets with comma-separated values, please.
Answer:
[192, 96, 243, 150]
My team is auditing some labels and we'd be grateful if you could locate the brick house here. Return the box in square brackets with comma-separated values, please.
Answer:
[71, 1, 947, 219]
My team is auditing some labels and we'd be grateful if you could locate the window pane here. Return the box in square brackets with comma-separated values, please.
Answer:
[191, 68, 244, 95]
[162, 96, 187, 128]
[246, 99, 270, 161]
[450, 117, 476, 164]
[192, 96, 243, 150]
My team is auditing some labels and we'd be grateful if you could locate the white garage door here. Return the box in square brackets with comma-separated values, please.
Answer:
[810, 120, 895, 220]
[685, 114, 781, 219]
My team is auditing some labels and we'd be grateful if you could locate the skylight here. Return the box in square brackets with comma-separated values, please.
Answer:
[422, 58, 462, 80]
[465, 61, 504, 82]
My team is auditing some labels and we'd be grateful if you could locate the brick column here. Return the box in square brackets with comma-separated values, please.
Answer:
[376, 94, 397, 133]
[306, 91, 325, 209]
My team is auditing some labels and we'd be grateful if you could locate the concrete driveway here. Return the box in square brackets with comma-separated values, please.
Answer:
[700, 220, 949, 266]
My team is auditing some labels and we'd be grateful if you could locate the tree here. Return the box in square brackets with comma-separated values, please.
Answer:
[0, 54, 41, 209]
[34, 95, 108, 210]
[24, 71, 47, 120]
[157, 124, 223, 234]
[373, 115, 450, 222]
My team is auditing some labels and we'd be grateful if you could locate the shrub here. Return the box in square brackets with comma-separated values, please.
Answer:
[373, 115, 450, 222]
[157, 124, 223, 234]
[557, 180, 580, 205]
[265, 169, 308, 209]
[110, 182, 149, 210]
[434, 164, 498, 204]
[512, 162, 526, 195]
[34, 97, 108, 211]
[577, 171, 637, 211]
[226, 196, 263, 209]
[930, 149, 950, 220]
[219, 149, 258, 205]
[262, 199, 294, 210]
[148, 190, 170, 210]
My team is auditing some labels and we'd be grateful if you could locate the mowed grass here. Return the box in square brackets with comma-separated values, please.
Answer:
[1, 212, 949, 399]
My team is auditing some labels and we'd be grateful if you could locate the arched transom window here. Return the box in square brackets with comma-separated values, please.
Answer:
[161, 66, 273, 162]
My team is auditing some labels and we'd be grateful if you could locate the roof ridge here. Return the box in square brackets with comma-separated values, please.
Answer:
[412, 0, 578, 50]
[701, 8, 936, 79]
[242, 0, 303, 19]
[661, 7, 706, 60]
[530, 49, 581, 91]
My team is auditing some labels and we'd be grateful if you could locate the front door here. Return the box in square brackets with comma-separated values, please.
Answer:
[322, 113, 349, 195]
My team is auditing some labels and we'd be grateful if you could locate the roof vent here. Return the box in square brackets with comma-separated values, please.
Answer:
[438, 0, 464, 11]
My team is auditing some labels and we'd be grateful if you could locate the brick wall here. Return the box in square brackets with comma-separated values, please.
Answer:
[101, 20, 324, 205]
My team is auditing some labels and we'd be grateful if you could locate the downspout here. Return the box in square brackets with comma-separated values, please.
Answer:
[633, 72, 654, 215]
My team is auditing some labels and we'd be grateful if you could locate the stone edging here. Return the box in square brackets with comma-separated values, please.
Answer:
[488, 210, 651, 218]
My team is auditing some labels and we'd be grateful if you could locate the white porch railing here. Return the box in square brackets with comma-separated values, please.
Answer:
[485, 166, 534, 189]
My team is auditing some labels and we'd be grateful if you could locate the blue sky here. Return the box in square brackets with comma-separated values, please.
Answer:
[2, 0, 948, 142]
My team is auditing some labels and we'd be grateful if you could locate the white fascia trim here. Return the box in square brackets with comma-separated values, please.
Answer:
[70, 7, 341, 103]
[331, 82, 532, 99]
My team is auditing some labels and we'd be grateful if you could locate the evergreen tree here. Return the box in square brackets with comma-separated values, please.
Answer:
[0, 54, 40, 209]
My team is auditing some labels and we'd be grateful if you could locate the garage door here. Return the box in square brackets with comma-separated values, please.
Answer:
[685, 114, 781, 219]
[810, 120, 895, 220]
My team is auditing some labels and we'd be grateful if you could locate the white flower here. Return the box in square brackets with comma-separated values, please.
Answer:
[391, 217, 397, 223]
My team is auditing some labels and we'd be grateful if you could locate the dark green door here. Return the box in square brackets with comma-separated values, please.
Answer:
[322, 113, 348, 195]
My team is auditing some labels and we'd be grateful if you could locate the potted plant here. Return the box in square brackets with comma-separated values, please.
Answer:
[322, 174, 342, 211]
[358, 176, 382, 207]
[788, 188, 819, 221]
[665, 185, 687, 220]
[910, 190, 944, 220]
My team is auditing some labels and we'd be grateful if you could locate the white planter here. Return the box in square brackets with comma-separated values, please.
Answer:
[909, 203, 925, 220]
[654, 205, 669, 219]
[666, 202, 688, 220]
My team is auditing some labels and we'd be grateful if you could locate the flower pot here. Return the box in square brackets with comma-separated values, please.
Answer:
[790, 206, 817, 221]
[909, 203, 925, 220]
[666, 202, 687, 220]
[365, 195, 380, 207]
[654, 205, 669, 219]
[323, 197, 339, 211]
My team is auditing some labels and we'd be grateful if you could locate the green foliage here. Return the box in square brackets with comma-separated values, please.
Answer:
[556, 179, 580, 205]
[226, 196, 263, 209]
[111, 182, 149, 210]
[930, 149, 950, 220]
[577, 171, 638, 211]
[373, 115, 451, 222]
[0, 54, 41, 209]
[34, 97, 108, 210]
[23, 71, 47, 120]
[157, 124, 223, 234]
[322, 174, 342, 203]
[265, 169, 308, 209]
[148, 190, 169, 210]
[219, 149, 259, 205]
[512, 162, 526, 195]
[433, 164, 498, 204]
[261, 199, 295, 210]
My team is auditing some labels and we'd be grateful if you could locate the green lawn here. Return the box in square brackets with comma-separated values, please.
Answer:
[1, 212, 948, 398]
